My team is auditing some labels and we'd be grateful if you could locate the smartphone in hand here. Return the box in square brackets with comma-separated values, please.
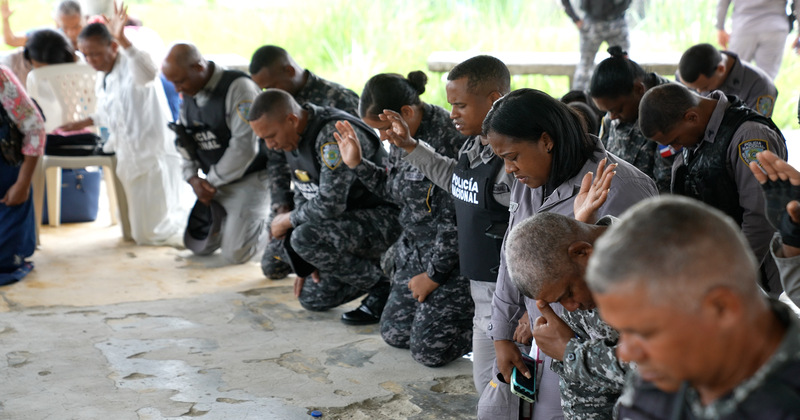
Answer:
[510, 352, 539, 404]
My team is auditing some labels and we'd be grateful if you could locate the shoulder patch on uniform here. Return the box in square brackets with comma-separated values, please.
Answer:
[321, 142, 342, 170]
[755, 95, 775, 117]
[738, 139, 769, 166]
[236, 100, 252, 123]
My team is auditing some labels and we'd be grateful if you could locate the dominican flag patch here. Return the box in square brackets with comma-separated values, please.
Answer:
[658, 145, 680, 157]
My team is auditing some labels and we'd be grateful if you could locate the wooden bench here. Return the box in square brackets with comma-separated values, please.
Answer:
[427, 51, 683, 88]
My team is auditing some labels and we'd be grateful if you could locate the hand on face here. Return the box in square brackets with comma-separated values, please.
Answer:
[532, 300, 575, 361]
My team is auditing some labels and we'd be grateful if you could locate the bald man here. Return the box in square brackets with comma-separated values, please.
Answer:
[161, 42, 278, 264]
[248, 89, 400, 325]
[587, 196, 800, 419]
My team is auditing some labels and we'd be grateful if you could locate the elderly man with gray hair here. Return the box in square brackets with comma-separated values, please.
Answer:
[505, 211, 628, 419]
[586, 196, 800, 419]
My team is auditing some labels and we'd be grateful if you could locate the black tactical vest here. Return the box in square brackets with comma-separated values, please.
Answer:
[451, 144, 509, 282]
[285, 105, 389, 210]
[182, 69, 268, 176]
[673, 96, 784, 225]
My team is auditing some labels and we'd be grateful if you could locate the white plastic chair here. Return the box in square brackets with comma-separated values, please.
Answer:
[26, 63, 131, 243]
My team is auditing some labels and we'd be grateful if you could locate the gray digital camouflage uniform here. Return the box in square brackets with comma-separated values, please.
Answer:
[353, 103, 473, 367]
[284, 113, 401, 311]
[262, 71, 361, 279]
[551, 307, 629, 419]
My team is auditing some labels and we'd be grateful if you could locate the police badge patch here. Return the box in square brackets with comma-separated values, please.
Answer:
[738, 139, 768, 166]
[755, 95, 775, 117]
[321, 142, 342, 169]
[236, 100, 252, 123]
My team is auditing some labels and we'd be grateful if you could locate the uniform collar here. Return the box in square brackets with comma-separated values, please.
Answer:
[701, 91, 731, 146]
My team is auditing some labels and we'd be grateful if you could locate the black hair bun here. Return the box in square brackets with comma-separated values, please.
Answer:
[407, 70, 428, 95]
[607, 45, 628, 58]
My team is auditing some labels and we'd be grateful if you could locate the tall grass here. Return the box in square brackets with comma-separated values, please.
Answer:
[6, 0, 799, 129]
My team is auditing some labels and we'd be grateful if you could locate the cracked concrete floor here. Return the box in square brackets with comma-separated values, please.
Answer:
[0, 217, 477, 420]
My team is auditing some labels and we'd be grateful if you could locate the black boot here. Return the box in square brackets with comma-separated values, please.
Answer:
[341, 280, 391, 325]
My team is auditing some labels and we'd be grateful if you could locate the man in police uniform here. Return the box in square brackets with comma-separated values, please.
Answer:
[249, 44, 361, 279]
[505, 212, 628, 419]
[161, 42, 274, 264]
[248, 89, 400, 325]
[677, 43, 777, 117]
[248, 45, 359, 115]
[587, 196, 800, 420]
[639, 82, 786, 296]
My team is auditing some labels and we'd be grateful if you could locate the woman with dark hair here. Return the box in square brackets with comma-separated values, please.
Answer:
[23, 28, 76, 67]
[486, 88, 658, 419]
[335, 71, 474, 368]
[0, 64, 46, 285]
[589, 46, 673, 193]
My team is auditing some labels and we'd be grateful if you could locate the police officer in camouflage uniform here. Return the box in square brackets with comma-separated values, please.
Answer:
[505, 212, 628, 420]
[639, 83, 786, 296]
[590, 46, 674, 193]
[248, 89, 400, 324]
[561, 0, 632, 91]
[249, 45, 362, 279]
[587, 196, 800, 420]
[335, 71, 473, 367]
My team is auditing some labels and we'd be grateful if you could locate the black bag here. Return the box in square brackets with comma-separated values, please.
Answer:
[45, 133, 105, 156]
[41, 168, 102, 224]
[0, 105, 24, 166]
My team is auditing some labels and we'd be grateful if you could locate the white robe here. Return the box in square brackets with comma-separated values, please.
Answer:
[91, 44, 190, 245]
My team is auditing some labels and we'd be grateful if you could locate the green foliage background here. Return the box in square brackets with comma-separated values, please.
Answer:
[7, 0, 799, 129]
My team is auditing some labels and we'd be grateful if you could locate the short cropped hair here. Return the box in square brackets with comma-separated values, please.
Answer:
[55, 0, 81, 16]
[678, 43, 721, 84]
[358, 71, 426, 118]
[586, 196, 759, 305]
[506, 213, 586, 299]
[78, 22, 112, 44]
[447, 55, 510, 95]
[638, 83, 700, 138]
[248, 88, 298, 122]
[249, 45, 288, 74]
[483, 88, 599, 188]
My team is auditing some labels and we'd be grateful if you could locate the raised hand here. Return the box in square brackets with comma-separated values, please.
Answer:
[379, 109, 417, 153]
[1, 0, 13, 20]
[104, 1, 130, 48]
[532, 300, 575, 361]
[574, 158, 617, 223]
[333, 120, 363, 169]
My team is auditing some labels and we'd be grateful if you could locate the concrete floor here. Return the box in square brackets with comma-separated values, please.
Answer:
[1, 217, 478, 420]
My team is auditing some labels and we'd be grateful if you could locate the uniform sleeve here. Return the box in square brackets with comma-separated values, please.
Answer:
[561, 0, 581, 22]
[352, 155, 392, 199]
[744, 77, 778, 118]
[290, 123, 362, 226]
[493, 170, 514, 207]
[716, 0, 732, 30]
[489, 207, 528, 341]
[205, 77, 261, 187]
[267, 149, 293, 211]
[771, 234, 800, 307]
[729, 122, 786, 265]
[178, 106, 200, 181]
[426, 187, 461, 284]
[0, 67, 45, 156]
[402, 140, 458, 192]
[552, 338, 629, 389]
[120, 44, 158, 86]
